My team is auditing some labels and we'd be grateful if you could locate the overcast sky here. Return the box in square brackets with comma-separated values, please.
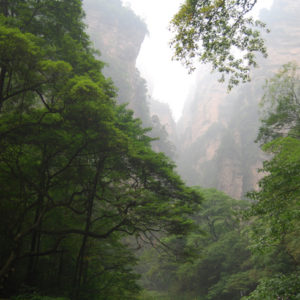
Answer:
[121, 0, 273, 121]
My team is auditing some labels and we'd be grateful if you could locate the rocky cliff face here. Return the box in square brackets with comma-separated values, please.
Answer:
[83, 0, 150, 122]
[175, 0, 300, 199]
[83, 0, 177, 158]
[149, 99, 177, 143]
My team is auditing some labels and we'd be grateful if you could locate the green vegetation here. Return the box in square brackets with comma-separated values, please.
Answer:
[170, 0, 269, 89]
[0, 0, 299, 299]
[84, 0, 150, 121]
[0, 1, 201, 299]
[85, 0, 175, 158]
[135, 64, 300, 299]
[137, 188, 254, 300]
[243, 63, 300, 299]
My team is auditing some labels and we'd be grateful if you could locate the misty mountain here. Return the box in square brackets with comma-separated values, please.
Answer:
[83, 0, 176, 159]
[83, 0, 300, 199]
[174, 0, 300, 199]
[83, 0, 150, 123]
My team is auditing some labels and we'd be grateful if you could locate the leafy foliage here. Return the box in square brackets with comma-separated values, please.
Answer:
[257, 62, 300, 144]
[138, 188, 254, 300]
[242, 271, 300, 300]
[245, 63, 300, 298]
[247, 63, 300, 254]
[0, 1, 202, 299]
[170, 0, 269, 89]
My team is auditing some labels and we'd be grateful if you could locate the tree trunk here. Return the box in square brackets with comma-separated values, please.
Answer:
[71, 159, 104, 299]
[26, 194, 43, 286]
[0, 66, 7, 112]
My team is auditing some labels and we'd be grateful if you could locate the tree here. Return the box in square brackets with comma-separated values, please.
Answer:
[247, 63, 300, 254]
[244, 63, 300, 298]
[139, 188, 254, 300]
[0, 1, 202, 299]
[257, 62, 300, 144]
[242, 271, 300, 300]
[170, 0, 269, 89]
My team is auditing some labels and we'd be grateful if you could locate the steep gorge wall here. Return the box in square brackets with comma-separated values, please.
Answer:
[82, 0, 300, 199]
[83, 0, 175, 158]
[83, 0, 151, 123]
[149, 99, 177, 144]
[175, 0, 300, 199]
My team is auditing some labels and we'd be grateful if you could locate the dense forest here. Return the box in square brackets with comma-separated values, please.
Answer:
[0, 0, 300, 300]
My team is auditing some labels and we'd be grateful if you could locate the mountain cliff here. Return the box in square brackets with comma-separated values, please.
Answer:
[149, 99, 177, 143]
[83, 0, 176, 157]
[82, 0, 299, 199]
[83, 0, 151, 123]
[175, 0, 300, 199]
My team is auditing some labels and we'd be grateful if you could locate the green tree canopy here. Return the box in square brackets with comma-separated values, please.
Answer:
[170, 0, 269, 89]
[0, 1, 202, 299]
[244, 63, 300, 299]
[139, 188, 253, 300]
[257, 62, 300, 144]
[247, 63, 300, 253]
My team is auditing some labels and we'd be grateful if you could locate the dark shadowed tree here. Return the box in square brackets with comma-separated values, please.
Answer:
[0, 1, 202, 299]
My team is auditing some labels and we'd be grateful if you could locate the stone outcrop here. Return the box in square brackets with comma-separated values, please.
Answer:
[149, 99, 177, 143]
[83, 0, 150, 122]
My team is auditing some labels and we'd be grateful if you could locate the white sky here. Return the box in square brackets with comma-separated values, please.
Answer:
[121, 0, 274, 121]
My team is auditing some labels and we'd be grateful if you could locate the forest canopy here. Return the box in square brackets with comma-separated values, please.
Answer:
[0, 1, 202, 299]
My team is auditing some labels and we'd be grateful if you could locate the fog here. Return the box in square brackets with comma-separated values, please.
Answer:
[122, 0, 274, 121]
[82, 0, 295, 200]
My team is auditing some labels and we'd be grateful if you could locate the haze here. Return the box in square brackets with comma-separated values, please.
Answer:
[122, 0, 274, 121]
